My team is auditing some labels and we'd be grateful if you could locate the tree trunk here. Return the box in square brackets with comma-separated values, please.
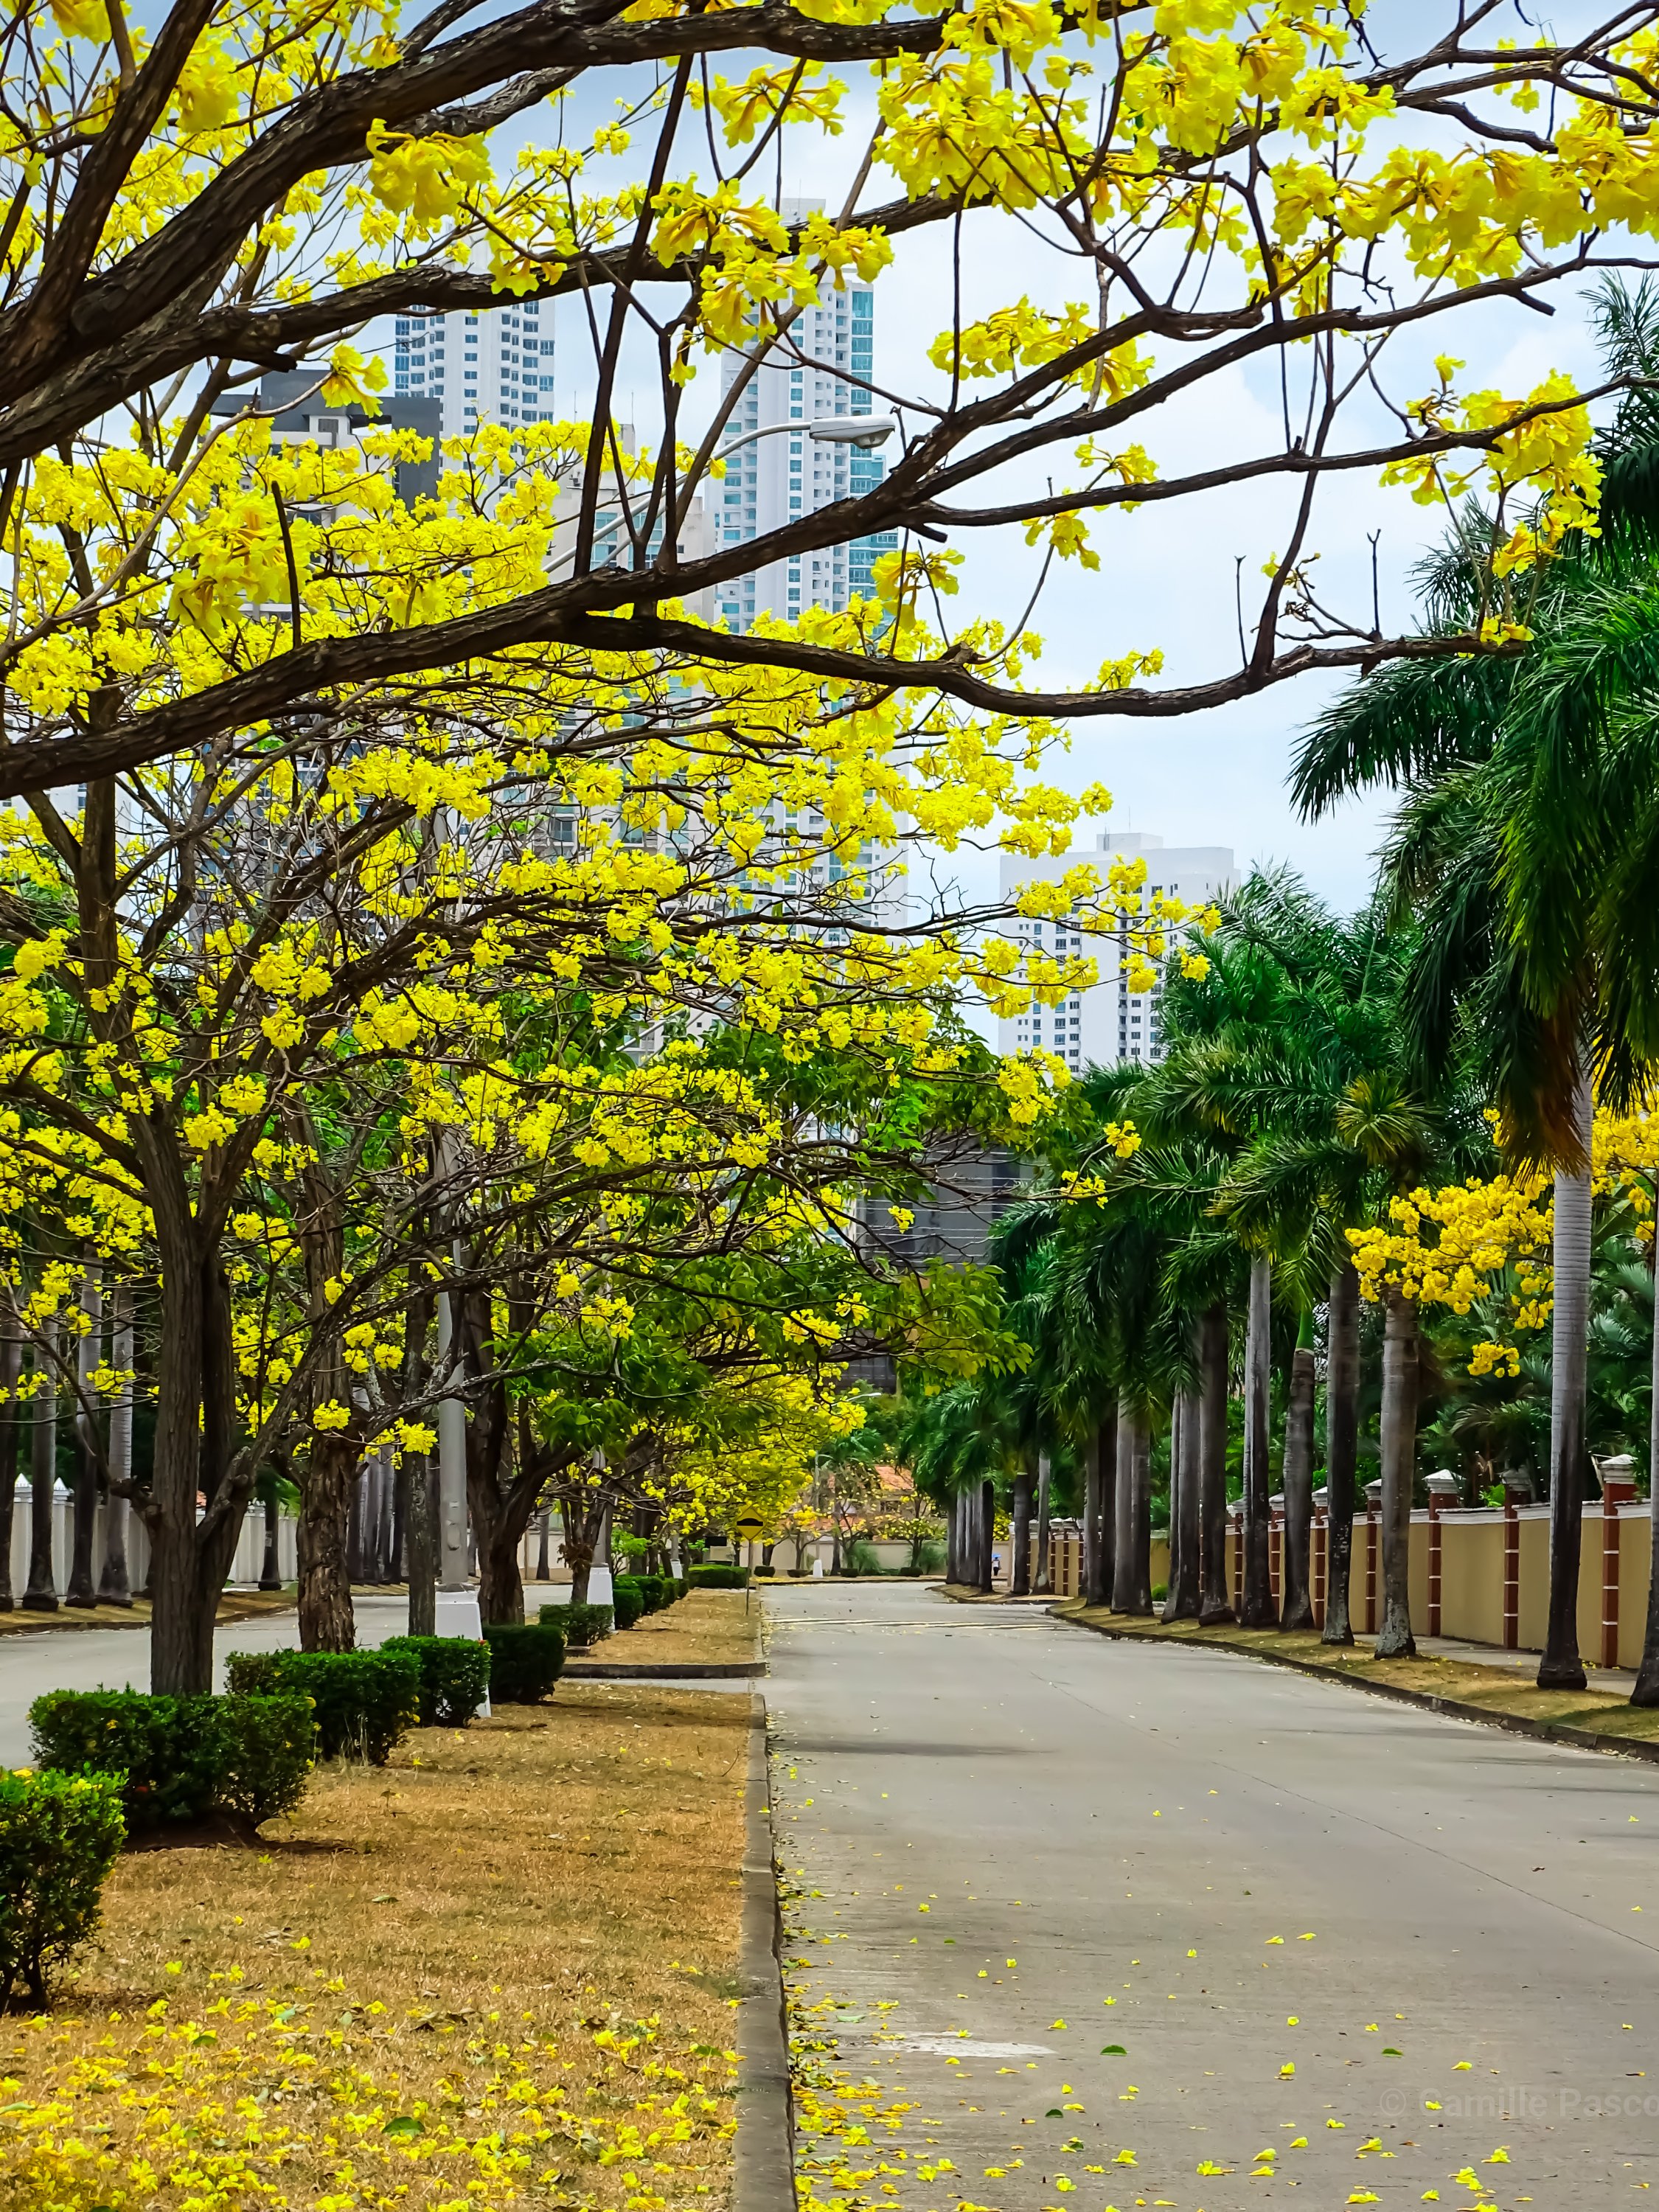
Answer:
[1164, 1386, 1200, 1621]
[1375, 1284, 1419, 1658]
[299, 1436, 358, 1652]
[535, 1509, 551, 1582]
[1281, 1323, 1316, 1632]
[1323, 1260, 1360, 1647]
[1125, 1404, 1152, 1615]
[1540, 1073, 1592, 1691]
[1163, 1394, 1183, 1614]
[0, 1320, 20, 1610]
[1010, 1467, 1032, 1596]
[1112, 1389, 1136, 1611]
[1632, 1215, 1659, 1705]
[406, 1457, 437, 1632]
[1083, 1407, 1115, 1608]
[403, 1287, 436, 1632]
[1033, 1452, 1052, 1594]
[96, 1290, 133, 1607]
[1240, 1254, 1277, 1627]
[259, 1497, 282, 1591]
[22, 1336, 58, 1612]
[978, 1478, 995, 1594]
[65, 1267, 102, 1607]
[377, 1447, 397, 1582]
[1198, 1301, 1233, 1624]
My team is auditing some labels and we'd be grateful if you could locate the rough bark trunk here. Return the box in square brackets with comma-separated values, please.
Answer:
[299, 1435, 358, 1652]
[535, 1509, 551, 1582]
[978, 1478, 995, 1594]
[65, 1267, 102, 1607]
[1540, 1073, 1593, 1691]
[96, 1290, 133, 1606]
[1111, 1389, 1136, 1611]
[1375, 1284, 1419, 1658]
[1010, 1468, 1032, 1596]
[259, 1499, 282, 1591]
[22, 1335, 58, 1611]
[1164, 1386, 1200, 1621]
[1198, 1299, 1233, 1625]
[0, 1321, 20, 1610]
[1281, 1332, 1316, 1632]
[403, 1287, 436, 1632]
[1240, 1254, 1277, 1627]
[1632, 1219, 1659, 1705]
[1033, 1452, 1052, 1594]
[1323, 1261, 1360, 1646]
[1083, 1407, 1114, 1608]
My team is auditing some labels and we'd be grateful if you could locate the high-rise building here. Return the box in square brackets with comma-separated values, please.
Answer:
[996, 830, 1239, 1073]
[715, 201, 897, 630]
[391, 301, 554, 435]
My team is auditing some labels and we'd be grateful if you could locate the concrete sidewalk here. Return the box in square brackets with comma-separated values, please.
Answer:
[766, 1582, 1659, 2210]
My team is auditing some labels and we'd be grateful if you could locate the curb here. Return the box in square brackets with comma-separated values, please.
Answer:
[561, 1660, 766, 1680]
[734, 1687, 795, 2212]
[1053, 1607, 1659, 1767]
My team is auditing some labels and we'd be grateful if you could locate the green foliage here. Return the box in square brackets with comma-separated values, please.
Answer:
[225, 1649, 420, 1765]
[610, 1577, 645, 1630]
[0, 1769, 125, 2011]
[538, 1602, 613, 1646]
[611, 1531, 653, 1561]
[383, 1635, 492, 1725]
[844, 1537, 883, 1575]
[27, 1689, 312, 1829]
[482, 1621, 566, 1702]
[686, 1564, 748, 1590]
[616, 1571, 673, 1614]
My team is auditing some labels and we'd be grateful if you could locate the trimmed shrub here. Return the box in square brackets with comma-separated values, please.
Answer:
[610, 1576, 645, 1630]
[629, 1573, 674, 1614]
[481, 1621, 565, 1703]
[225, 1648, 420, 1765]
[32, 1689, 218, 1827]
[539, 1602, 612, 1649]
[687, 1564, 749, 1590]
[27, 1689, 313, 1831]
[0, 1769, 125, 2010]
[204, 1694, 315, 1826]
[382, 1635, 491, 1726]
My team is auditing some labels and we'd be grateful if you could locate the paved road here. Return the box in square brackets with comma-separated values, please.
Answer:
[765, 1583, 1659, 2211]
[0, 1596, 415, 1764]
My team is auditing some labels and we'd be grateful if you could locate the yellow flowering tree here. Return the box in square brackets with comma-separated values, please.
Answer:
[3, 0, 1659, 803]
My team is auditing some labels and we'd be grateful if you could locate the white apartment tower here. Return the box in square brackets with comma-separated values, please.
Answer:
[997, 831, 1239, 1073]
[716, 201, 897, 630]
[391, 302, 555, 434]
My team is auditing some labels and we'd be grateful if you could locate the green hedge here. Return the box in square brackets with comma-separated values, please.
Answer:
[610, 1577, 645, 1630]
[0, 1769, 125, 2010]
[626, 1573, 675, 1614]
[687, 1564, 749, 1590]
[481, 1621, 566, 1703]
[539, 1602, 611, 1649]
[225, 1647, 420, 1765]
[382, 1636, 491, 1726]
[29, 1689, 313, 1830]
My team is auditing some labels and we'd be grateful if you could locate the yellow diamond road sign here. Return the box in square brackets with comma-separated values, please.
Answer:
[734, 1517, 764, 1538]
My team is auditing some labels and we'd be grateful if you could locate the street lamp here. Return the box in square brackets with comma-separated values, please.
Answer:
[718, 414, 898, 459]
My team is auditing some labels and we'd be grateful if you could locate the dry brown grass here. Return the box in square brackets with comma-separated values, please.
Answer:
[1057, 1602, 1659, 1744]
[0, 1588, 298, 1639]
[1, 1683, 750, 2211]
[599, 1590, 759, 1669]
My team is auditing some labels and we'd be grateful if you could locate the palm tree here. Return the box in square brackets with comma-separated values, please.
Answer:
[1293, 279, 1659, 1686]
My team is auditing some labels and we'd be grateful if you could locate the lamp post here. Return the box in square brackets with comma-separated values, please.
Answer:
[717, 414, 898, 460]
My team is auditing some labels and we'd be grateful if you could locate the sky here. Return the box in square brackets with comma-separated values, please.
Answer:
[392, 2, 1623, 917]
